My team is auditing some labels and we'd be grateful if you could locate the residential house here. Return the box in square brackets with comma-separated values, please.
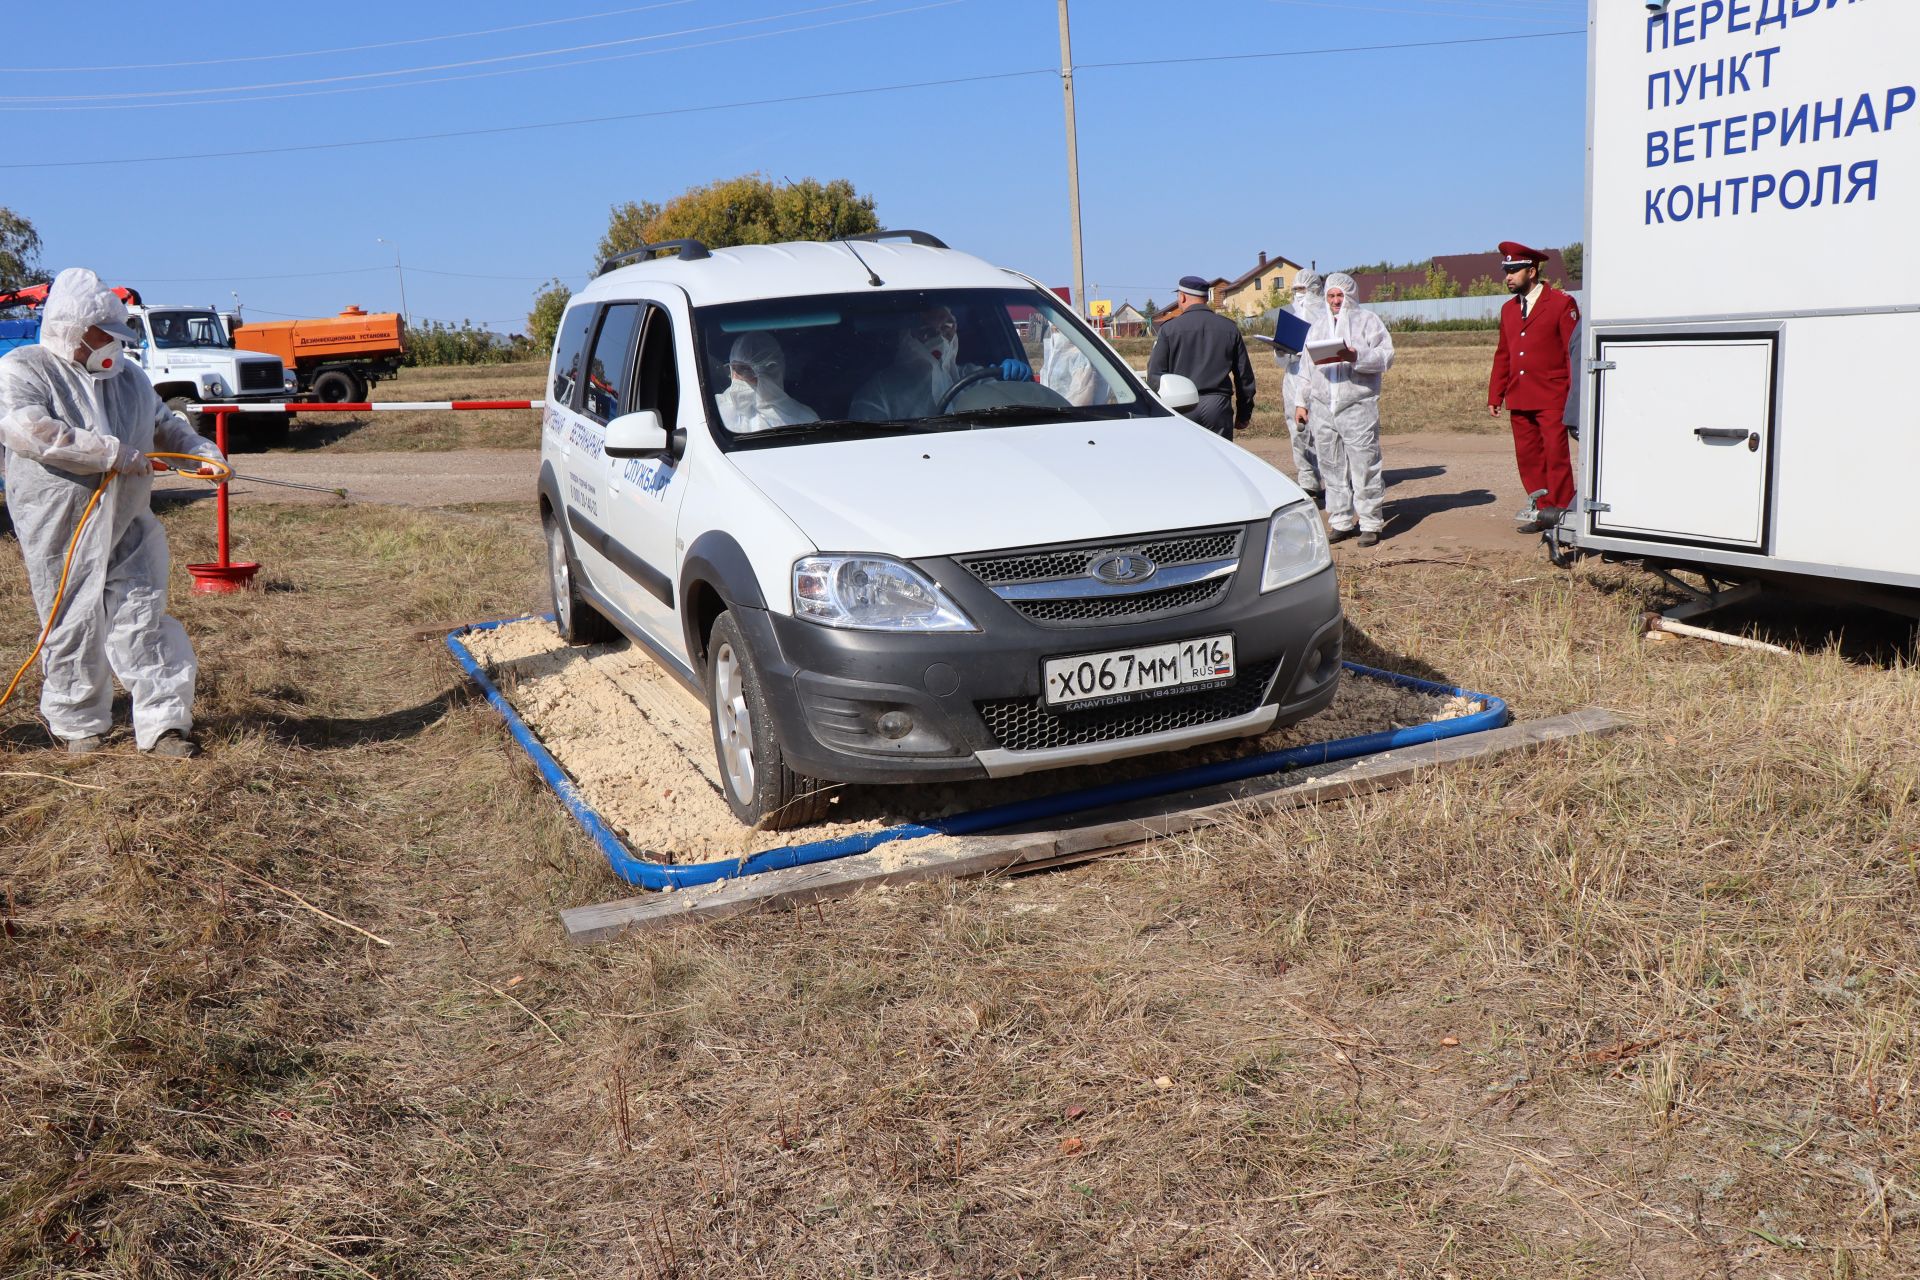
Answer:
[1345, 249, 1580, 304]
[1214, 251, 1304, 318]
[1108, 303, 1149, 338]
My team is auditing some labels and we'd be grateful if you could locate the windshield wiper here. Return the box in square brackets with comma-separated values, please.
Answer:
[919, 404, 1091, 427]
[729, 418, 944, 443]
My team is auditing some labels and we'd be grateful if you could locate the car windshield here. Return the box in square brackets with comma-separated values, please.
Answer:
[692, 287, 1150, 448]
[145, 310, 230, 350]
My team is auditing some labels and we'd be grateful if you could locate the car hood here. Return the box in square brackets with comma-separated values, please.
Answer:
[727, 415, 1303, 558]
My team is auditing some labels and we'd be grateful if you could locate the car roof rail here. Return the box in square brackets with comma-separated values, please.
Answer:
[838, 229, 949, 249]
[595, 238, 712, 276]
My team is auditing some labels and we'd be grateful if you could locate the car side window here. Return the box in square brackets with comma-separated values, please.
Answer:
[582, 303, 642, 425]
[634, 305, 681, 428]
[550, 304, 597, 408]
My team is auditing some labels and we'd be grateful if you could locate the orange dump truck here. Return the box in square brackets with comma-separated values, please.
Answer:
[227, 306, 405, 402]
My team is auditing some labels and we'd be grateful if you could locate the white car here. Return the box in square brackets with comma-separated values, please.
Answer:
[537, 232, 1343, 828]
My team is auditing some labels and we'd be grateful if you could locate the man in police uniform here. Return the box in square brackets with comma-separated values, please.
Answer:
[1487, 242, 1581, 531]
[1147, 275, 1256, 439]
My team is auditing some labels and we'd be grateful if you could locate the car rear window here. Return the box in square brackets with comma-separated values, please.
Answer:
[550, 304, 597, 408]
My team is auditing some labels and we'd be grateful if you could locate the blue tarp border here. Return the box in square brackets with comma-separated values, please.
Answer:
[448, 615, 1509, 890]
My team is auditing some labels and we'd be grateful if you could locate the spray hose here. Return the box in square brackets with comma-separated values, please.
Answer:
[1, 453, 234, 713]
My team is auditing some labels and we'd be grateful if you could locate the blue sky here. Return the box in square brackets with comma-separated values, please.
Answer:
[3, 0, 1588, 331]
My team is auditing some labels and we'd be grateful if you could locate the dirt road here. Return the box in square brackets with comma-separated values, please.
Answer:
[156, 431, 1541, 560]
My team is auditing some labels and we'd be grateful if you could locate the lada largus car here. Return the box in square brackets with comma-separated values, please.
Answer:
[536, 231, 1343, 829]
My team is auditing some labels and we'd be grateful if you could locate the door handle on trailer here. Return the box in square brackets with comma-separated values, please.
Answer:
[1695, 427, 1760, 451]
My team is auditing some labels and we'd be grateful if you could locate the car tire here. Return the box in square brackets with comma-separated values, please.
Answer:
[312, 369, 356, 403]
[544, 510, 616, 644]
[165, 395, 206, 436]
[707, 610, 833, 831]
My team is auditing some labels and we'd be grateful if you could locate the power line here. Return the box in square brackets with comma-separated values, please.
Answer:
[0, 1, 706, 73]
[0, 0, 915, 104]
[1074, 27, 1579, 71]
[98, 265, 581, 285]
[0, 30, 1580, 171]
[0, 2, 965, 114]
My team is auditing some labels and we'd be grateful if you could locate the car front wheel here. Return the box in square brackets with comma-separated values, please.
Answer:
[544, 510, 614, 644]
[707, 610, 833, 830]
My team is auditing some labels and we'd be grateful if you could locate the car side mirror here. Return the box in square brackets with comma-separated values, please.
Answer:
[1155, 373, 1201, 413]
[604, 409, 668, 458]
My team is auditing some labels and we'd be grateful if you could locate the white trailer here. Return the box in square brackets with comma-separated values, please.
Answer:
[1569, 0, 1919, 614]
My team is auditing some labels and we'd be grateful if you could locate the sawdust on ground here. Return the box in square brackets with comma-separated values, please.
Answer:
[461, 618, 1484, 864]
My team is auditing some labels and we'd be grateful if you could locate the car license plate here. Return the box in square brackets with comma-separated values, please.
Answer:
[1043, 634, 1236, 709]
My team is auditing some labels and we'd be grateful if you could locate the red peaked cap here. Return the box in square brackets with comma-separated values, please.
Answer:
[1498, 241, 1549, 268]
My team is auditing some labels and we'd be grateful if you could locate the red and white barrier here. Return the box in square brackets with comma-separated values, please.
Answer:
[198, 399, 546, 413]
[189, 399, 545, 593]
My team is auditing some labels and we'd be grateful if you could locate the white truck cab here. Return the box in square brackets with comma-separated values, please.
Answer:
[122, 304, 293, 439]
[537, 233, 1344, 828]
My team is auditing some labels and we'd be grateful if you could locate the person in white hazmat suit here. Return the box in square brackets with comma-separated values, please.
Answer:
[0, 268, 226, 756]
[1292, 272, 1394, 546]
[849, 304, 1031, 421]
[714, 332, 816, 433]
[1034, 313, 1108, 407]
[1279, 271, 1326, 504]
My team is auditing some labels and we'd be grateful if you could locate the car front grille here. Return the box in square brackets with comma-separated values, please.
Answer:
[976, 657, 1280, 753]
[238, 360, 283, 392]
[964, 528, 1241, 586]
[1009, 576, 1230, 624]
[959, 525, 1244, 629]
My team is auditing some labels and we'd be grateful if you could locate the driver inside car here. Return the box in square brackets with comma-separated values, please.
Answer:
[848, 305, 1031, 421]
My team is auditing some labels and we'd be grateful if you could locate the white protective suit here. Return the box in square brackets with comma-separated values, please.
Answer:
[714, 332, 816, 434]
[0, 268, 225, 749]
[1279, 272, 1326, 494]
[851, 320, 982, 421]
[1037, 322, 1108, 407]
[1293, 272, 1394, 534]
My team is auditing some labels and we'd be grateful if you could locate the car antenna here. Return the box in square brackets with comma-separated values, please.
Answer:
[839, 238, 884, 288]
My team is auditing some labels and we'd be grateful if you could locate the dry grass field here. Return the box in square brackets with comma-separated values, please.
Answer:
[1109, 330, 1505, 440]
[270, 329, 1503, 455]
[5, 497, 1918, 1277]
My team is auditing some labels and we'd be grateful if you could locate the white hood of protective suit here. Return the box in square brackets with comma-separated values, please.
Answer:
[728, 415, 1302, 559]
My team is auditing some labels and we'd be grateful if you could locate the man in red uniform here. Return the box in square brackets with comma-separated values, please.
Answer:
[1487, 241, 1581, 531]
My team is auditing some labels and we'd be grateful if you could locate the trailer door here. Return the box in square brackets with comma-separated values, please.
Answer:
[1590, 336, 1775, 551]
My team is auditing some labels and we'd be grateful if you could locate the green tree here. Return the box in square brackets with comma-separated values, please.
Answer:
[596, 174, 880, 266]
[403, 320, 515, 367]
[1462, 273, 1505, 297]
[526, 278, 572, 355]
[1, 206, 44, 291]
[1561, 241, 1584, 285]
[1397, 262, 1462, 301]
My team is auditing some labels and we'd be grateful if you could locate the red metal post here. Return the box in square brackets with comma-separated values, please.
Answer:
[214, 408, 231, 567]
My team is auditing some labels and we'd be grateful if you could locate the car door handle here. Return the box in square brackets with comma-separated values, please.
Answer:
[1695, 427, 1760, 451]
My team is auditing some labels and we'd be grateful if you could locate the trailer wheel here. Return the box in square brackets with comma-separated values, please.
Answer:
[312, 369, 356, 403]
[348, 371, 370, 402]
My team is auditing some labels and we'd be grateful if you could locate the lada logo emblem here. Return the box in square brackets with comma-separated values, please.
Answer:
[1090, 552, 1157, 585]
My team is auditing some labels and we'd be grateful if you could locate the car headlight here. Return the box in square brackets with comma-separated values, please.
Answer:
[1260, 501, 1331, 592]
[793, 555, 976, 632]
[202, 375, 228, 398]
[283, 370, 298, 391]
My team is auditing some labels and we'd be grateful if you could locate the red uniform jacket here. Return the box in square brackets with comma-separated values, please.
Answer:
[1488, 284, 1580, 418]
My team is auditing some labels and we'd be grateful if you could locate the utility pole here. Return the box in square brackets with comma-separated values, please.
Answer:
[1057, 0, 1087, 318]
[377, 236, 409, 324]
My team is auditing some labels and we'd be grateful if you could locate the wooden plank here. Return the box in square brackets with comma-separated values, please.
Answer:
[561, 708, 1624, 942]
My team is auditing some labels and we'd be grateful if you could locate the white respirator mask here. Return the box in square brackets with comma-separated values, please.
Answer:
[83, 340, 124, 380]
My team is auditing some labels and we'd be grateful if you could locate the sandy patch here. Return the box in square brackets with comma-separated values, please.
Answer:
[460, 618, 1485, 863]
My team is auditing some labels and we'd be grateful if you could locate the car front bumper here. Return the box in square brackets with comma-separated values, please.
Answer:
[732, 544, 1344, 786]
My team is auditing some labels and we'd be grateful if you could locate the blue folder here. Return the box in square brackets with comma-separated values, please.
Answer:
[1251, 308, 1312, 356]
